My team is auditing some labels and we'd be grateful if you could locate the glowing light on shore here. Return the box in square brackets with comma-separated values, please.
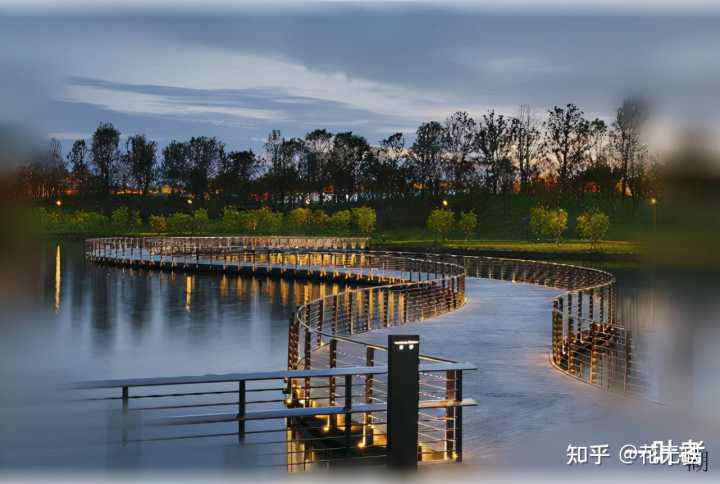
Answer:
[54, 244, 62, 312]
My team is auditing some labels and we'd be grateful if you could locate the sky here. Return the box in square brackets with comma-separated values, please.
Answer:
[1, 1, 719, 154]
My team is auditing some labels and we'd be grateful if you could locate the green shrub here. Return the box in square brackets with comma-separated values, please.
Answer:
[167, 213, 194, 234]
[238, 210, 258, 233]
[351, 207, 377, 236]
[457, 210, 478, 239]
[577, 209, 610, 248]
[111, 207, 132, 232]
[426, 209, 455, 241]
[547, 208, 568, 244]
[311, 209, 330, 232]
[329, 210, 352, 234]
[71, 211, 108, 234]
[529, 206, 549, 240]
[149, 215, 167, 233]
[193, 209, 210, 233]
[256, 207, 283, 234]
[529, 206, 567, 244]
[287, 207, 311, 233]
[220, 207, 241, 232]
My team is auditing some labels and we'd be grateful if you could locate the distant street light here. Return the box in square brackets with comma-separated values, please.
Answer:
[649, 197, 657, 231]
[441, 199, 449, 208]
[187, 198, 193, 205]
[55, 200, 62, 207]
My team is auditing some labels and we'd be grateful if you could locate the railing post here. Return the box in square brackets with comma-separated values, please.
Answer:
[238, 380, 246, 440]
[365, 346, 375, 447]
[121, 386, 129, 446]
[317, 299, 324, 347]
[304, 327, 311, 406]
[329, 339, 338, 429]
[344, 374, 353, 456]
[445, 370, 456, 460]
[455, 370, 463, 463]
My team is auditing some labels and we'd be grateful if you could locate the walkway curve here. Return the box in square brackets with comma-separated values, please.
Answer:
[84, 236, 646, 465]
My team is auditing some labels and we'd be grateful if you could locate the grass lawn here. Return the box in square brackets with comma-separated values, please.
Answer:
[372, 226, 642, 259]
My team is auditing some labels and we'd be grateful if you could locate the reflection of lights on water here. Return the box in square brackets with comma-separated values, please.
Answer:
[219, 274, 228, 297]
[54, 244, 61, 312]
[185, 275, 193, 312]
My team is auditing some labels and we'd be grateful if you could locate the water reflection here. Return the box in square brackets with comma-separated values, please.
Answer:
[4, 241, 354, 385]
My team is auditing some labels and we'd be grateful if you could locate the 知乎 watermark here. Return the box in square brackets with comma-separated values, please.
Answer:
[566, 440, 708, 471]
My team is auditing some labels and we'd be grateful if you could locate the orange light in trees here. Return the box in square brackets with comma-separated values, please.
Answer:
[55, 200, 62, 207]
[441, 200, 449, 207]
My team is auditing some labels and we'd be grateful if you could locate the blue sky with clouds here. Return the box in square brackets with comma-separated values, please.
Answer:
[1, 1, 719, 154]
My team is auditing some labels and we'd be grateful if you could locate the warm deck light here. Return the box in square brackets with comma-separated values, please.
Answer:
[55, 200, 62, 207]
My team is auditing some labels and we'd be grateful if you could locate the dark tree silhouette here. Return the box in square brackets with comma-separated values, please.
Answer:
[543, 104, 592, 198]
[443, 111, 477, 191]
[186, 136, 223, 201]
[67, 139, 91, 195]
[514, 105, 542, 194]
[215, 149, 258, 200]
[125, 134, 157, 209]
[612, 97, 649, 199]
[476, 110, 516, 194]
[409, 121, 445, 197]
[91, 122, 120, 198]
[161, 140, 189, 195]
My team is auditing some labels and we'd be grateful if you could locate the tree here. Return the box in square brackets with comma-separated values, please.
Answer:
[457, 210, 478, 239]
[443, 111, 477, 190]
[328, 132, 370, 200]
[287, 207, 311, 233]
[351, 207, 377, 236]
[373, 133, 408, 199]
[186, 136, 223, 201]
[67, 139, 91, 195]
[91, 122, 120, 198]
[426, 209, 455, 241]
[329, 210, 352, 234]
[476, 110, 516, 193]
[149, 215, 167, 233]
[576, 209, 610, 248]
[547, 208, 568, 244]
[543, 104, 592, 197]
[215, 150, 258, 200]
[161, 141, 189, 195]
[263, 131, 301, 206]
[529, 206, 567, 244]
[409, 121, 445, 197]
[529, 206, 549, 240]
[588, 118, 608, 167]
[514, 105, 542, 194]
[302, 129, 333, 197]
[611, 97, 649, 199]
[125, 134, 157, 206]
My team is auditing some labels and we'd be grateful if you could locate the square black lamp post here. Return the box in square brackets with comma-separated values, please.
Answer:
[387, 334, 420, 470]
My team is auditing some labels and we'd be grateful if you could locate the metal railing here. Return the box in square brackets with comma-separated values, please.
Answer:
[84, 236, 471, 465]
[85, 237, 643, 441]
[375, 252, 640, 394]
[75, 362, 475, 470]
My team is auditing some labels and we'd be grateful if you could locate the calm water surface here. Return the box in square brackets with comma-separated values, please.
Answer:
[2, 241, 352, 386]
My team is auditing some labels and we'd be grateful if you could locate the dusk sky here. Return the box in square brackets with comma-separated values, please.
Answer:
[1, 1, 719, 153]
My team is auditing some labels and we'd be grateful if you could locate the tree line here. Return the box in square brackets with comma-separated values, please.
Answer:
[13, 98, 657, 213]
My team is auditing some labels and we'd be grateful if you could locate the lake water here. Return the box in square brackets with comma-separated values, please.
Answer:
[1, 241, 718, 471]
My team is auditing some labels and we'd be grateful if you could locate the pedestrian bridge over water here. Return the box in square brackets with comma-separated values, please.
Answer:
[76, 236, 645, 470]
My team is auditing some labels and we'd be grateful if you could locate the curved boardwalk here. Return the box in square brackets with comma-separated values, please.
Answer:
[351, 278, 614, 465]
